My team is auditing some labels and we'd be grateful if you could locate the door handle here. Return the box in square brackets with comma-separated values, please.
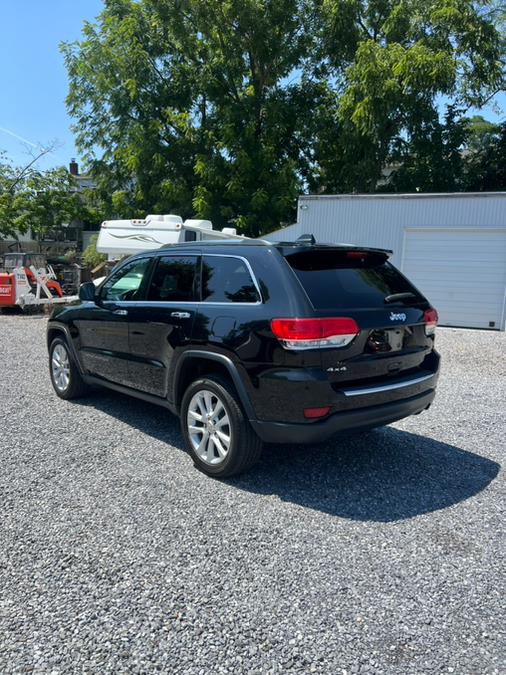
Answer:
[113, 308, 128, 316]
[171, 311, 191, 319]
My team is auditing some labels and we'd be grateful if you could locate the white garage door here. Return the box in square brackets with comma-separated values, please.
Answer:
[402, 228, 506, 330]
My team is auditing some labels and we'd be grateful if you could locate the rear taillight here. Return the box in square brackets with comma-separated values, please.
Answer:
[271, 317, 359, 350]
[423, 308, 438, 336]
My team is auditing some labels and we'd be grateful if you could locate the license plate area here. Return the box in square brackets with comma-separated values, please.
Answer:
[367, 327, 411, 353]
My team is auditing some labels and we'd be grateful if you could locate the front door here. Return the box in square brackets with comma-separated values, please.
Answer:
[125, 254, 200, 397]
[77, 257, 153, 386]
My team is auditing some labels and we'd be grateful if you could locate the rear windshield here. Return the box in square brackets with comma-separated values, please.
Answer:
[285, 249, 424, 310]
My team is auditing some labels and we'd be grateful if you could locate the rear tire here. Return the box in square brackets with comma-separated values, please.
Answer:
[49, 337, 91, 400]
[180, 375, 263, 478]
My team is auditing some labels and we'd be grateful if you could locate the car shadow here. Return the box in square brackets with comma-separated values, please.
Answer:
[76, 392, 500, 523]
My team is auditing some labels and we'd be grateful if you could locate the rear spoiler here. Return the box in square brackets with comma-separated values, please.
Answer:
[275, 242, 393, 258]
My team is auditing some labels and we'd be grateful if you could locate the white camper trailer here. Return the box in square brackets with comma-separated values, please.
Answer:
[96, 214, 242, 261]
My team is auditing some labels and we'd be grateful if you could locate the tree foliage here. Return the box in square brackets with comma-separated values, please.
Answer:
[62, 0, 505, 235]
[0, 154, 101, 242]
[463, 119, 506, 189]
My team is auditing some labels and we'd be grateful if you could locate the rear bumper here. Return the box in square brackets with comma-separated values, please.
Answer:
[247, 350, 440, 424]
[250, 388, 436, 444]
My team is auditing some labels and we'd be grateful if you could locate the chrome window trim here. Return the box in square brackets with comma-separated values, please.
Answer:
[108, 300, 262, 307]
[102, 253, 263, 306]
[201, 253, 263, 305]
[342, 373, 434, 397]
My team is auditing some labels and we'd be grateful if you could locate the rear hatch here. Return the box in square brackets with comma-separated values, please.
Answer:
[282, 246, 437, 386]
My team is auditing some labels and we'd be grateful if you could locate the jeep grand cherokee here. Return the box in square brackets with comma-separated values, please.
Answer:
[47, 238, 440, 477]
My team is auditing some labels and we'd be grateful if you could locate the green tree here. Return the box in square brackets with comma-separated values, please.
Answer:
[316, 0, 505, 192]
[23, 168, 81, 244]
[463, 119, 506, 189]
[62, 0, 504, 233]
[0, 153, 30, 239]
[383, 106, 469, 192]
[0, 153, 105, 243]
[62, 0, 314, 236]
[464, 114, 501, 151]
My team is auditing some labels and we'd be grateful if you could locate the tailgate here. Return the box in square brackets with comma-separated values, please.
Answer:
[283, 247, 437, 385]
[320, 307, 434, 385]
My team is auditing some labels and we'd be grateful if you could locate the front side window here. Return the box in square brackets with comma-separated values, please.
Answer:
[201, 256, 260, 303]
[148, 256, 198, 302]
[101, 257, 151, 302]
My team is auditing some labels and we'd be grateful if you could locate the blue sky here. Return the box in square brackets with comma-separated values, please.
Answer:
[0, 0, 504, 173]
[0, 0, 103, 171]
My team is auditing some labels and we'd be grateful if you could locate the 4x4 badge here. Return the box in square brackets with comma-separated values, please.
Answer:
[327, 364, 347, 373]
[390, 312, 407, 322]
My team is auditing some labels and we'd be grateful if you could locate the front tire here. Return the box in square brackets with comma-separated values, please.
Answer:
[49, 337, 90, 400]
[181, 376, 263, 478]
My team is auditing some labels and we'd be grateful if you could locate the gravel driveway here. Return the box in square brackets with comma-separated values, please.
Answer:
[0, 315, 504, 674]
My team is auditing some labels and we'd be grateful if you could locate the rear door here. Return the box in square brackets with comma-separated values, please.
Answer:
[125, 253, 199, 397]
[283, 248, 434, 385]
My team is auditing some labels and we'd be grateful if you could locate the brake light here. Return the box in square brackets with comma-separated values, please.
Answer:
[271, 317, 359, 350]
[423, 308, 438, 336]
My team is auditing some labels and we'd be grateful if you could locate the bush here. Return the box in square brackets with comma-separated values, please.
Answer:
[82, 234, 106, 269]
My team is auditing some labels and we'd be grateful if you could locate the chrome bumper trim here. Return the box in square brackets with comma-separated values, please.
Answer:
[342, 373, 435, 397]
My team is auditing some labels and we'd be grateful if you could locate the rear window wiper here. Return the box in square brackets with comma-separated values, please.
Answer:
[384, 292, 417, 304]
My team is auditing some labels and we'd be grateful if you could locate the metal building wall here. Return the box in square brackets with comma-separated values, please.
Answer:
[267, 193, 506, 268]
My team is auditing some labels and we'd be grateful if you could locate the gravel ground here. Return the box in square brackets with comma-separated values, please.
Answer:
[0, 315, 504, 674]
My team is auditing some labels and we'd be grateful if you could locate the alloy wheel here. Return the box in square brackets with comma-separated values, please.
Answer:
[51, 344, 71, 392]
[187, 389, 231, 465]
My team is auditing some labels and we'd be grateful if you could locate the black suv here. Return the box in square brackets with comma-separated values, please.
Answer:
[47, 238, 440, 477]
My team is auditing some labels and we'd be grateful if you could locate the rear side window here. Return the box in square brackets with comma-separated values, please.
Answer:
[202, 256, 260, 303]
[148, 255, 198, 302]
[285, 249, 424, 310]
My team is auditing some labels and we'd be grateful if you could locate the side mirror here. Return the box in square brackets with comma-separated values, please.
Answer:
[79, 281, 98, 302]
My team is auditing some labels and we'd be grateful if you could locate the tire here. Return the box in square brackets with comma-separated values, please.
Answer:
[49, 336, 91, 400]
[180, 375, 263, 478]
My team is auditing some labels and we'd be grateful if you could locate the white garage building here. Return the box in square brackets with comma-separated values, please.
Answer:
[268, 192, 506, 331]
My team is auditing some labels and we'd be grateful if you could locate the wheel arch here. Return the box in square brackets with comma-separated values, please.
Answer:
[173, 351, 257, 421]
[47, 325, 67, 350]
[46, 321, 85, 375]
